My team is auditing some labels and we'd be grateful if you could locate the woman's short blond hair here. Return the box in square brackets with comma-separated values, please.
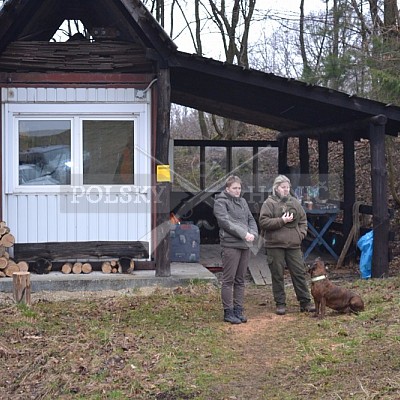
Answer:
[225, 175, 242, 188]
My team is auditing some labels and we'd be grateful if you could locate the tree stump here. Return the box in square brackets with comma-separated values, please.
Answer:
[17, 261, 29, 272]
[13, 271, 31, 306]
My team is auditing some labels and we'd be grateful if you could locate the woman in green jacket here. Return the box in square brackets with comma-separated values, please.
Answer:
[259, 175, 315, 315]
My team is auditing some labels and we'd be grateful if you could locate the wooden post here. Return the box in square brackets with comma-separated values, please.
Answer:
[13, 271, 31, 306]
[299, 137, 311, 186]
[253, 146, 259, 191]
[155, 68, 172, 277]
[200, 146, 206, 190]
[226, 146, 232, 174]
[278, 137, 288, 175]
[343, 132, 355, 239]
[0, 87, 2, 221]
[318, 138, 329, 199]
[369, 118, 389, 278]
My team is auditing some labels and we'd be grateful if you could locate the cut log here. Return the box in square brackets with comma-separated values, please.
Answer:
[61, 262, 73, 274]
[72, 262, 82, 274]
[17, 261, 29, 272]
[0, 245, 6, 257]
[81, 262, 92, 274]
[0, 221, 7, 229]
[118, 257, 135, 274]
[101, 261, 112, 274]
[0, 271, 6, 278]
[110, 259, 118, 267]
[0, 226, 10, 236]
[13, 271, 31, 305]
[111, 267, 118, 273]
[0, 233, 15, 248]
[32, 258, 52, 274]
[5, 263, 19, 277]
[0, 256, 8, 270]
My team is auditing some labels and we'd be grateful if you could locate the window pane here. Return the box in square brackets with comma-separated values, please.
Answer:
[205, 147, 226, 190]
[19, 120, 71, 185]
[257, 147, 278, 192]
[172, 146, 200, 191]
[232, 147, 253, 190]
[83, 120, 134, 185]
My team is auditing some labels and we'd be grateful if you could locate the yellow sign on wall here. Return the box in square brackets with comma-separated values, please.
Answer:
[156, 165, 171, 182]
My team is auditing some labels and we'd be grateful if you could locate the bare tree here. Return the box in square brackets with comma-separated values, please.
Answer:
[164, 1, 258, 139]
[205, 0, 256, 139]
[143, 0, 165, 27]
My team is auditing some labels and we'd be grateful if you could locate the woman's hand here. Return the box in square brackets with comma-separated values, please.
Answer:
[245, 232, 255, 242]
[282, 212, 294, 224]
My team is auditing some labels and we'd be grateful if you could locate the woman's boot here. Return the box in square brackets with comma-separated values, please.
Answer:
[224, 308, 242, 324]
[233, 305, 248, 323]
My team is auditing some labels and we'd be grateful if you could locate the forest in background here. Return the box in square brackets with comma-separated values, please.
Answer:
[153, 0, 400, 261]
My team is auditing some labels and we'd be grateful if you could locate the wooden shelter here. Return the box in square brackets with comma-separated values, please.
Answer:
[0, 0, 399, 278]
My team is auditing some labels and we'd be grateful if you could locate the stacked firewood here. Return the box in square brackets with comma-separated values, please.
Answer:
[0, 221, 29, 278]
[59, 259, 135, 274]
[60, 262, 93, 274]
[101, 258, 135, 274]
[0, 219, 136, 276]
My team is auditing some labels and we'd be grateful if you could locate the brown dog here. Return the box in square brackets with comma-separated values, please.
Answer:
[309, 258, 364, 319]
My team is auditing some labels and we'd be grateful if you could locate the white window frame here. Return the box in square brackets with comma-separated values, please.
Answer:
[5, 103, 149, 194]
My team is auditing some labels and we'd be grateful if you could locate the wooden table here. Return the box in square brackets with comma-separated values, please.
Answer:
[303, 207, 339, 260]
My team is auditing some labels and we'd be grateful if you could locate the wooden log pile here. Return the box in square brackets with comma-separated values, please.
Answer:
[0, 221, 29, 278]
[0, 221, 137, 277]
[61, 259, 135, 274]
[101, 258, 135, 274]
[61, 262, 93, 274]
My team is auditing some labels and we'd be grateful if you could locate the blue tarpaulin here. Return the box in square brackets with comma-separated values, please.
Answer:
[357, 230, 373, 279]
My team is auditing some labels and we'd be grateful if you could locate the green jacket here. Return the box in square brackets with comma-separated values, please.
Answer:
[259, 194, 307, 249]
[213, 190, 258, 249]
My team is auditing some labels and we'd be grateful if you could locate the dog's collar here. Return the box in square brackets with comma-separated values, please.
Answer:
[311, 275, 327, 282]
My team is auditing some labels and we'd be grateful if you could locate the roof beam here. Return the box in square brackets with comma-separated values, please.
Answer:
[277, 114, 388, 140]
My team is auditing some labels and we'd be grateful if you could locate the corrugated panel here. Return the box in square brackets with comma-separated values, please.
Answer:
[5, 193, 151, 244]
[3, 87, 152, 248]
[2, 87, 149, 102]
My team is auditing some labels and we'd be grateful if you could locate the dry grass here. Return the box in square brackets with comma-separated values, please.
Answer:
[1, 275, 399, 400]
